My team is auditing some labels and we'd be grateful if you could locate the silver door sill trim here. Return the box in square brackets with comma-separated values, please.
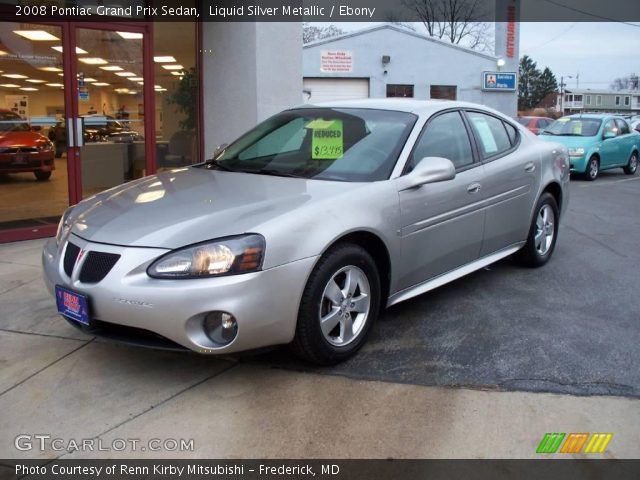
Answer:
[387, 243, 525, 307]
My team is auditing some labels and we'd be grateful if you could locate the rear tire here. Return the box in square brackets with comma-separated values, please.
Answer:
[34, 171, 51, 181]
[623, 152, 638, 175]
[584, 156, 599, 181]
[515, 193, 559, 268]
[291, 243, 380, 365]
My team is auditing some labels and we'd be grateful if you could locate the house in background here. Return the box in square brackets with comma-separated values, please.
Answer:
[559, 89, 640, 115]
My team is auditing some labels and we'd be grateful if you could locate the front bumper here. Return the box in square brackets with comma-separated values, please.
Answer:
[569, 156, 587, 173]
[0, 151, 55, 173]
[42, 234, 317, 354]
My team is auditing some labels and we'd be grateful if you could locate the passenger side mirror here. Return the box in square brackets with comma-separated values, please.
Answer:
[603, 131, 617, 140]
[212, 143, 228, 158]
[398, 157, 456, 191]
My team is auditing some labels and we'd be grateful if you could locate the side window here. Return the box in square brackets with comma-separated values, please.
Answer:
[615, 119, 630, 135]
[603, 120, 617, 137]
[467, 111, 512, 158]
[504, 122, 519, 145]
[410, 111, 474, 170]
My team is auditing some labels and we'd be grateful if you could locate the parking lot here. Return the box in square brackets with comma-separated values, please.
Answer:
[1, 171, 639, 460]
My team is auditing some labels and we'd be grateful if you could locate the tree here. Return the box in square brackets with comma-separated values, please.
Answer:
[303, 23, 345, 44]
[518, 56, 558, 112]
[401, 0, 494, 52]
[611, 74, 639, 91]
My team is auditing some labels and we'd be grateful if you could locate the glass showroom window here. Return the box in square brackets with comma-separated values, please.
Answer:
[154, 22, 198, 170]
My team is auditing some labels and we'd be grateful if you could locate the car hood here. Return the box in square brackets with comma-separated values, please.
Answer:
[0, 131, 48, 147]
[69, 166, 362, 249]
[538, 134, 598, 149]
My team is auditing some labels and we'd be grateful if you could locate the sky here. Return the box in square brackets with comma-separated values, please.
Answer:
[312, 21, 640, 91]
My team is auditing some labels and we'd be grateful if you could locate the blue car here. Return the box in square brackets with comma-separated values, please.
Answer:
[539, 114, 639, 181]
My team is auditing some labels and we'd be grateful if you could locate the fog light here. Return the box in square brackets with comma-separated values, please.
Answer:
[203, 311, 237, 346]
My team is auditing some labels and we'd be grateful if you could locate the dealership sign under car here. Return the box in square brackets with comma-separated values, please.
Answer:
[43, 99, 569, 365]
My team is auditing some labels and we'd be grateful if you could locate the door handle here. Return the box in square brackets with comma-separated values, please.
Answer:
[467, 182, 481, 194]
[75, 118, 84, 147]
[525, 162, 536, 173]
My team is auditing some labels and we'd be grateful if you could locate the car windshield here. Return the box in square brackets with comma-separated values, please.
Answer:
[204, 108, 417, 182]
[541, 117, 602, 137]
[0, 111, 30, 132]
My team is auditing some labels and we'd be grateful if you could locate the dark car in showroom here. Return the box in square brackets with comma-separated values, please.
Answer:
[48, 114, 143, 157]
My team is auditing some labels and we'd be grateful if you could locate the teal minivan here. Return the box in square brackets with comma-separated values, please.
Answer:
[539, 114, 639, 180]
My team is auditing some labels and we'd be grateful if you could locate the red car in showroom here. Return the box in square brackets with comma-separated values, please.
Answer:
[0, 109, 55, 181]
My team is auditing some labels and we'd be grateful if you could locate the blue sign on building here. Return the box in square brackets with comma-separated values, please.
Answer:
[482, 71, 517, 91]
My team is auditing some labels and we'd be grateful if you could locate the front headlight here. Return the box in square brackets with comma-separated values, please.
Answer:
[38, 141, 54, 151]
[147, 234, 265, 279]
[568, 147, 585, 157]
[55, 208, 73, 246]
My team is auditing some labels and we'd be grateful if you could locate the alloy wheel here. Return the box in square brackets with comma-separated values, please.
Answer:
[535, 204, 555, 256]
[589, 158, 599, 180]
[319, 265, 371, 347]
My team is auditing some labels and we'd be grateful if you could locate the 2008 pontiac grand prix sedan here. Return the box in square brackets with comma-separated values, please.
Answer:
[43, 100, 570, 364]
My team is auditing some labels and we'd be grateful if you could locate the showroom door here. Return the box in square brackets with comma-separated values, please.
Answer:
[0, 22, 70, 242]
[66, 24, 155, 200]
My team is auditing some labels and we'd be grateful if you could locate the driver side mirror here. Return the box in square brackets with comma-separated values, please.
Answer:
[398, 157, 456, 191]
[603, 130, 617, 140]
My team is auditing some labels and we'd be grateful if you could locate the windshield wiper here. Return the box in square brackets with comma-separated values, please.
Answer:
[205, 159, 237, 172]
[540, 130, 556, 135]
[251, 168, 302, 178]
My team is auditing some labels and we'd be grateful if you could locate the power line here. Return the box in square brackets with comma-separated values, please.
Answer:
[522, 22, 578, 51]
[539, 0, 640, 28]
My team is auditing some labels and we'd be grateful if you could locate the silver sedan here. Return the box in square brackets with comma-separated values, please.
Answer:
[43, 100, 570, 364]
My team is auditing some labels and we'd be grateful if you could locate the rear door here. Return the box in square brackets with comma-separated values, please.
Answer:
[615, 118, 635, 166]
[396, 110, 485, 291]
[465, 110, 540, 256]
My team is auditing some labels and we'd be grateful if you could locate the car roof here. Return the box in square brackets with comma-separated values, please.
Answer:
[294, 98, 505, 117]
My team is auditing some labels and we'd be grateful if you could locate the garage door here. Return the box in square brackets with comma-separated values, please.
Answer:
[303, 78, 369, 103]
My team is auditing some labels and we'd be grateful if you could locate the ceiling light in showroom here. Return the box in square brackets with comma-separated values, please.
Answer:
[93, 82, 110, 86]
[79, 57, 108, 65]
[51, 46, 88, 54]
[0, 50, 8, 56]
[46, 83, 63, 87]
[117, 32, 143, 39]
[115, 72, 136, 77]
[0, 84, 20, 88]
[171, 72, 185, 76]
[2, 73, 27, 79]
[14, 30, 59, 41]
[100, 65, 123, 71]
[26, 79, 46, 83]
[20, 87, 38, 91]
[83, 78, 97, 82]
[41, 67, 63, 72]
[129, 77, 143, 81]
[154, 56, 176, 63]
[162, 64, 184, 70]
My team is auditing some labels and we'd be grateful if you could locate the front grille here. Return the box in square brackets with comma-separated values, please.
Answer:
[79, 251, 120, 283]
[2, 147, 38, 153]
[63, 242, 81, 277]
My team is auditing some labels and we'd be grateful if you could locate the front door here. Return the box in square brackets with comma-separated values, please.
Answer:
[396, 110, 485, 291]
[66, 24, 155, 201]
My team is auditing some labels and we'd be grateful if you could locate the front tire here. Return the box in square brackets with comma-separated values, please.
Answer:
[585, 155, 599, 181]
[34, 170, 51, 181]
[624, 152, 638, 175]
[515, 193, 559, 268]
[291, 243, 380, 365]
